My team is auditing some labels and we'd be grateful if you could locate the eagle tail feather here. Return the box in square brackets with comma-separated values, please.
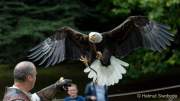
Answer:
[84, 56, 129, 86]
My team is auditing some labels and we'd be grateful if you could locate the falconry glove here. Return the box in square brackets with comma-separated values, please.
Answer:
[36, 77, 72, 101]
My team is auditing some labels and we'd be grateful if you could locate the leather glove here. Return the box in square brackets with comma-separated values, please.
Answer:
[36, 77, 72, 101]
[55, 77, 72, 91]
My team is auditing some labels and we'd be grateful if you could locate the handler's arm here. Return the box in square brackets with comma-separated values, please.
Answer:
[36, 78, 72, 101]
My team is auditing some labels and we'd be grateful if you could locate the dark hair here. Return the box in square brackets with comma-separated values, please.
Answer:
[14, 61, 34, 82]
[69, 83, 78, 89]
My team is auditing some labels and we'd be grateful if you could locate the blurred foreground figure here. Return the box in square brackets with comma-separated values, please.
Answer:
[3, 61, 71, 101]
[84, 81, 108, 101]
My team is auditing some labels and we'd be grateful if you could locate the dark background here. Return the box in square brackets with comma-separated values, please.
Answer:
[0, 0, 180, 100]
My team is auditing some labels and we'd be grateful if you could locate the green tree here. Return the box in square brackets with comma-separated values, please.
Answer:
[0, 0, 179, 79]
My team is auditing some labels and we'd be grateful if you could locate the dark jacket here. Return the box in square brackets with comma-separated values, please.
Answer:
[84, 82, 108, 101]
[64, 96, 85, 101]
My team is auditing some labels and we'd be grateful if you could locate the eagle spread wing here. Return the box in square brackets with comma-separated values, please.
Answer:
[28, 16, 174, 86]
[101, 16, 174, 59]
[28, 27, 92, 67]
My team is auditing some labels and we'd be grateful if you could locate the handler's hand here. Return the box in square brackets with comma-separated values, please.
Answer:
[56, 77, 72, 91]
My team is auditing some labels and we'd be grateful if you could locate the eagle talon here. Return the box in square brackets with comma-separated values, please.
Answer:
[96, 51, 102, 60]
[80, 56, 88, 65]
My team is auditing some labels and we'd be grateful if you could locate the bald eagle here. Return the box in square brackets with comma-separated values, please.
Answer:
[28, 16, 174, 86]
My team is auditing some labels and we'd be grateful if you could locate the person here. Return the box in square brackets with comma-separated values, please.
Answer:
[3, 61, 72, 101]
[84, 81, 108, 101]
[64, 83, 85, 101]
[80, 54, 108, 101]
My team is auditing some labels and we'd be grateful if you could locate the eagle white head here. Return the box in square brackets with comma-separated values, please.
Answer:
[89, 32, 103, 43]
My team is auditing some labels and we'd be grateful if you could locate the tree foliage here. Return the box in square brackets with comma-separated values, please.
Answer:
[0, 0, 179, 78]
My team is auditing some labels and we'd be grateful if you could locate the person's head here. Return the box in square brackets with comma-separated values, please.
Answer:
[67, 83, 78, 98]
[14, 61, 37, 91]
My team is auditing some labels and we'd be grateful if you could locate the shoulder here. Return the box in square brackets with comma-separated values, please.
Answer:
[4, 95, 28, 101]
[3, 87, 30, 101]
[5, 94, 30, 101]
[86, 82, 93, 87]
[64, 96, 70, 100]
[78, 96, 84, 98]
[77, 96, 85, 101]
